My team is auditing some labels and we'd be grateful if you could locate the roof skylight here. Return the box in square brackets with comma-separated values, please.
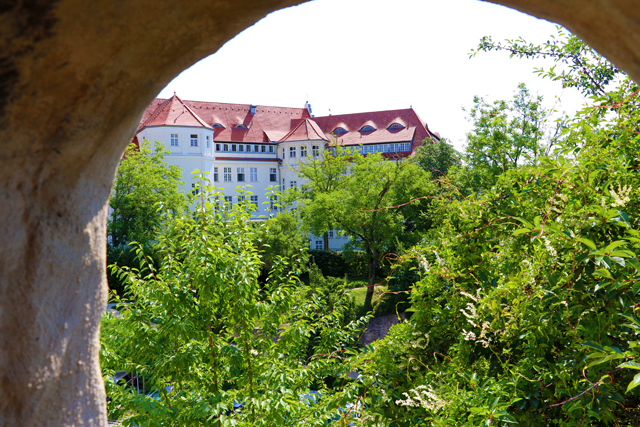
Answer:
[388, 123, 405, 130]
[333, 127, 348, 134]
[234, 124, 248, 129]
[360, 125, 376, 132]
[212, 123, 225, 128]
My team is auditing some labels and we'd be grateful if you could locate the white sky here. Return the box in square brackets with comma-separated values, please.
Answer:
[158, 0, 589, 151]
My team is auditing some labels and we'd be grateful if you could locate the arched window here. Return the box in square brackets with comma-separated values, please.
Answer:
[234, 124, 248, 129]
[359, 125, 376, 132]
[212, 123, 225, 128]
[333, 127, 347, 134]
[388, 123, 405, 130]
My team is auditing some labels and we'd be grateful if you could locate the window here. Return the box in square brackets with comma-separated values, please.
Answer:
[282, 149, 285, 158]
[269, 168, 277, 182]
[191, 183, 199, 195]
[231, 144, 237, 152]
[239, 144, 244, 152]
[224, 196, 233, 208]
[224, 167, 232, 182]
[237, 195, 245, 203]
[250, 195, 258, 206]
[237, 167, 245, 182]
[359, 125, 376, 132]
[268, 146, 274, 153]
[261, 145, 266, 153]
[206, 135, 210, 148]
[315, 240, 323, 250]
[300, 146, 307, 157]
[388, 123, 405, 130]
[333, 127, 347, 134]
[269, 195, 278, 210]
[223, 143, 229, 152]
[216, 143, 221, 151]
[212, 123, 224, 128]
[250, 167, 258, 182]
[290, 180, 297, 189]
[289, 146, 296, 158]
[312, 145, 319, 157]
[170, 133, 179, 147]
[328, 229, 334, 239]
[213, 167, 219, 182]
[234, 124, 248, 129]
[190, 134, 198, 147]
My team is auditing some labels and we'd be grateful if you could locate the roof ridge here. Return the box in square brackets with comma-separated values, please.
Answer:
[138, 97, 173, 131]
[179, 98, 212, 129]
[178, 98, 309, 111]
[314, 107, 416, 119]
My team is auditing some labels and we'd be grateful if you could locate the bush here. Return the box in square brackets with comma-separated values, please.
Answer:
[308, 250, 386, 279]
[106, 243, 160, 297]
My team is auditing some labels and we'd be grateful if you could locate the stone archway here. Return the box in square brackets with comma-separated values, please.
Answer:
[0, 0, 638, 425]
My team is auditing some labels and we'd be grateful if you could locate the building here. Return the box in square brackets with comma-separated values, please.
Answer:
[135, 94, 440, 250]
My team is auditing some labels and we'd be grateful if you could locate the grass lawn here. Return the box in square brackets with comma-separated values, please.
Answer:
[347, 284, 387, 317]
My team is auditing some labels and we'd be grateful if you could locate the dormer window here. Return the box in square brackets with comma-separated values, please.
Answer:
[212, 123, 225, 128]
[388, 123, 405, 130]
[333, 127, 347, 134]
[360, 125, 376, 132]
[234, 124, 248, 129]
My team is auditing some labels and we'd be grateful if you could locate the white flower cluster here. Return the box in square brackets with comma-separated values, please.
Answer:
[410, 330, 430, 349]
[541, 236, 557, 261]
[395, 385, 443, 410]
[419, 255, 430, 272]
[610, 184, 633, 208]
[460, 289, 492, 347]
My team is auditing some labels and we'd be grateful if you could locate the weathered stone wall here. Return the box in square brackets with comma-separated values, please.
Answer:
[1, 0, 639, 425]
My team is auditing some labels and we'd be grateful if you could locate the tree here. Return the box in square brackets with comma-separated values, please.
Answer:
[108, 140, 186, 247]
[463, 83, 558, 183]
[256, 208, 309, 277]
[102, 186, 367, 426]
[296, 145, 433, 310]
[413, 137, 461, 180]
[351, 30, 640, 427]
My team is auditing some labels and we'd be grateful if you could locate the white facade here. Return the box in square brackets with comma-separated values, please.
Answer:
[136, 125, 343, 250]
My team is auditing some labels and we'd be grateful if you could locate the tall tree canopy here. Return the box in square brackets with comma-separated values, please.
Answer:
[464, 83, 557, 178]
[108, 140, 186, 247]
[295, 145, 433, 309]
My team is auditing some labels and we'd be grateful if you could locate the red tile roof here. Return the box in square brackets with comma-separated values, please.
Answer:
[138, 97, 439, 155]
[279, 118, 329, 143]
[312, 108, 437, 157]
[138, 94, 212, 130]
[139, 95, 311, 143]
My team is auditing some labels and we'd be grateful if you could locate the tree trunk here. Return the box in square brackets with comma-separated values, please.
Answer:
[364, 247, 378, 313]
[323, 232, 329, 251]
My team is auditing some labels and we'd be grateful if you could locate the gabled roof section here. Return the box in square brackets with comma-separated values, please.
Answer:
[313, 108, 439, 157]
[279, 118, 330, 143]
[138, 94, 212, 131]
[139, 98, 312, 143]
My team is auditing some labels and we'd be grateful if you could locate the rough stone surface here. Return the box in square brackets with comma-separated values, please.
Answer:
[1, 0, 639, 426]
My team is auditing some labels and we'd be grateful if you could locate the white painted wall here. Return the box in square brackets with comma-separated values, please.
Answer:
[137, 126, 350, 249]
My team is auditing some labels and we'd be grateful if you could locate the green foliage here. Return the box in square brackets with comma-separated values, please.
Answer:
[106, 243, 162, 297]
[101, 183, 368, 427]
[108, 140, 186, 247]
[256, 208, 309, 277]
[473, 26, 624, 97]
[463, 83, 557, 185]
[413, 137, 461, 180]
[307, 250, 384, 279]
[296, 143, 434, 307]
[349, 31, 640, 426]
